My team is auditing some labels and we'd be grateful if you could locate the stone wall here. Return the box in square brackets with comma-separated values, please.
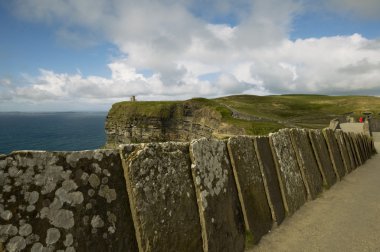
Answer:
[0, 129, 376, 252]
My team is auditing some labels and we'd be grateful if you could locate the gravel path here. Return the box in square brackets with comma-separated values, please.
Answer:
[248, 142, 380, 252]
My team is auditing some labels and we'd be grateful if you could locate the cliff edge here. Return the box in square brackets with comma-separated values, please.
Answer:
[105, 98, 245, 147]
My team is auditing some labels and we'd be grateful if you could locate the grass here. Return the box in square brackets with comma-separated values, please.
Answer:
[108, 95, 380, 136]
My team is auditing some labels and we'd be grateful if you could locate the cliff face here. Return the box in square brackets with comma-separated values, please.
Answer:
[105, 99, 245, 147]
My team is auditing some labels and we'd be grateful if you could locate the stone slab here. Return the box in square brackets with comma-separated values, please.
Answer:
[365, 136, 372, 157]
[0, 150, 138, 252]
[289, 128, 323, 200]
[323, 129, 346, 180]
[361, 135, 370, 160]
[120, 142, 203, 252]
[269, 129, 307, 215]
[352, 133, 366, 164]
[348, 132, 363, 166]
[359, 134, 368, 161]
[335, 130, 353, 174]
[227, 136, 272, 244]
[308, 130, 337, 188]
[342, 132, 358, 170]
[360, 135, 368, 158]
[254, 136, 286, 226]
[190, 138, 245, 252]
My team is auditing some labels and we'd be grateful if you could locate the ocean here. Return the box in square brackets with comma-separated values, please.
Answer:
[0, 112, 108, 154]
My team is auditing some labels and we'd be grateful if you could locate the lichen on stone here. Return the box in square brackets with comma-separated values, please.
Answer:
[46, 228, 60, 245]
[6, 236, 26, 252]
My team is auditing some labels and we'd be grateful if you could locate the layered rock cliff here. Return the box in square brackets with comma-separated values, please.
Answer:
[105, 98, 245, 147]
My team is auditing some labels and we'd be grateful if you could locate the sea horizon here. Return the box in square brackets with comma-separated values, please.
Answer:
[0, 111, 108, 154]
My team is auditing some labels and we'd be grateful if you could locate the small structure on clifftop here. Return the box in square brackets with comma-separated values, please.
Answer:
[130, 96, 136, 102]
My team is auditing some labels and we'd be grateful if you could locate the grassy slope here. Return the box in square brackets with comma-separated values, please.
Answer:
[108, 95, 380, 136]
[216, 94, 380, 128]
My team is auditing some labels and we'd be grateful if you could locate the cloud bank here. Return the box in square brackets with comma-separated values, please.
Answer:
[2, 0, 380, 109]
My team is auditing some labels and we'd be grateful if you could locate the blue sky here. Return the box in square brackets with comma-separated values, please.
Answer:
[1, 0, 380, 111]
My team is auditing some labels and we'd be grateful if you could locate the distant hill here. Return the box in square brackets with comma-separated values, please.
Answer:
[104, 95, 380, 146]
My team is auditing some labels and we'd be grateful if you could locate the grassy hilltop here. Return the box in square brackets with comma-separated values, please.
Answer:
[108, 94, 380, 136]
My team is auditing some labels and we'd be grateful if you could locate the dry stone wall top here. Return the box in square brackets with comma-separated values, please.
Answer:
[269, 129, 307, 215]
[120, 142, 202, 252]
[190, 138, 245, 252]
[227, 136, 272, 244]
[0, 150, 137, 252]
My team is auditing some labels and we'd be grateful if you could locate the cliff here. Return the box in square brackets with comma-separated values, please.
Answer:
[105, 94, 380, 147]
[105, 98, 245, 147]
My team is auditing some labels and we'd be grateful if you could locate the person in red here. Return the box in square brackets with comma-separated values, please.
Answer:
[359, 117, 363, 123]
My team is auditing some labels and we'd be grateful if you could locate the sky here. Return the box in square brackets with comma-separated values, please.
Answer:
[1, 0, 380, 111]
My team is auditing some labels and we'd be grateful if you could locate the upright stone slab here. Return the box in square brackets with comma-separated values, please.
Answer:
[289, 128, 323, 200]
[227, 136, 272, 244]
[361, 135, 370, 160]
[308, 130, 337, 188]
[335, 130, 353, 174]
[269, 129, 307, 215]
[348, 132, 363, 166]
[254, 136, 285, 226]
[360, 135, 368, 159]
[0, 150, 138, 252]
[364, 136, 372, 157]
[359, 134, 368, 161]
[120, 142, 203, 252]
[342, 132, 358, 169]
[353, 133, 366, 163]
[190, 138, 245, 252]
[323, 129, 346, 180]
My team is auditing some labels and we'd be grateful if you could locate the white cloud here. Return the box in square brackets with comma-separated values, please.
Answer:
[3, 0, 380, 110]
[0, 79, 12, 87]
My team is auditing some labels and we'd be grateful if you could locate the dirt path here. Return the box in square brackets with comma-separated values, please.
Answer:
[248, 143, 380, 252]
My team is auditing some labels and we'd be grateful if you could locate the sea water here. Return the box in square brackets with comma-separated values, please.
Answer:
[0, 112, 107, 154]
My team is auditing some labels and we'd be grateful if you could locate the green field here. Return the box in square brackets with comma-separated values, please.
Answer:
[109, 94, 380, 136]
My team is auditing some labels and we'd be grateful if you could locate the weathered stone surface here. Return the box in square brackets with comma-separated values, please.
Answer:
[361, 135, 370, 160]
[308, 130, 337, 188]
[269, 129, 307, 215]
[0, 150, 137, 252]
[342, 132, 358, 170]
[359, 134, 368, 161]
[352, 133, 366, 164]
[227, 136, 272, 244]
[329, 119, 341, 131]
[254, 136, 285, 226]
[289, 128, 323, 200]
[348, 132, 363, 166]
[360, 135, 368, 159]
[120, 142, 203, 252]
[335, 130, 353, 174]
[323, 129, 346, 180]
[190, 138, 245, 252]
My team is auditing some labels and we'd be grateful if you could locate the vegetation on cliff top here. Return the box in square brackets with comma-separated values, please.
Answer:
[108, 94, 380, 136]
